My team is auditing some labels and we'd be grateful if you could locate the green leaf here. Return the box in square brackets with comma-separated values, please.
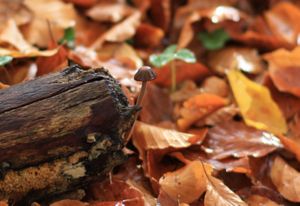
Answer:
[175, 48, 196, 63]
[149, 53, 174, 67]
[0, 56, 13, 66]
[198, 28, 230, 50]
[59, 27, 75, 48]
[163, 44, 177, 55]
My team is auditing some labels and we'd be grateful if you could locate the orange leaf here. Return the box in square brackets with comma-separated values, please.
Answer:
[153, 61, 210, 87]
[134, 23, 164, 48]
[276, 134, 300, 162]
[264, 47, 300, 97]
[177, 93, 227, 131]
[50, 200, 88, 206]
[0, 82, 9, 89]
[159, 160, 212, 204]
[270, 156, 300, 202]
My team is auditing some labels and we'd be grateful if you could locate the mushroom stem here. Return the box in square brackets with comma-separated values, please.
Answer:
[136, 81, 147, 106]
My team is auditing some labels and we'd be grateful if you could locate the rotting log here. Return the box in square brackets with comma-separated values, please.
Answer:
[0, 65, 138, 204]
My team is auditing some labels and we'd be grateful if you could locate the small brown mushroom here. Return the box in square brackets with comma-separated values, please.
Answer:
[125, 66, 156, 141]
[134, 66, 156, 106]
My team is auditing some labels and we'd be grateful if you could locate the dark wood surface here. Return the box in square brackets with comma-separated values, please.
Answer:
[0, 65, 137, 204]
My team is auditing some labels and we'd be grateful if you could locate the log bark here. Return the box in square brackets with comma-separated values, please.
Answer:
[0, 65, 137, 204]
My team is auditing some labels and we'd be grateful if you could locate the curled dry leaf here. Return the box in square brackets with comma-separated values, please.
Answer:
[159, 160, 213, 204]
[264, 2, 300, 45]
[205, 176, 247, 206]
[90, 11, 142, 50]
[149, 0, 171, 32]
[263, 47, 300, 98]
[177, 93, 227, 131]
[0, 19, 58, 58]
[0, 82, 9, 90]
[0, 201, 7, 206]
[50, 200, 88, 206]
[204, 120, 282, 160]
[0, 0, 32, 28]
[88, 178, 145, 206]
[86, 3, 134, 23]
[201, 76, 229, 97]
[177, 6, 247, 48]
[153, 61, 210, 88]
[276, 134, 300, 162]
[227, 69, 287, 135]
[270, 156, 300, 202]
[134, 23, 164, 48]
[207, 47, 265, 75]
[246, 195, 280, 206]
[23, 0, 77, 47]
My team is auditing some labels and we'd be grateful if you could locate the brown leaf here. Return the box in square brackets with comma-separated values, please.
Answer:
[177, 93, 227, 131]
[201, 76, 229, 97]
[270, 156, 300, 202]
[153, 61, 210, 88]
[149, 0, 171, 32]
[159, 161, 212, 204]
[246, 195, 280, 206]
[134, 23, 164, 48]
[90, 11, 141, 50]
[205, 120, 282, 160]
[0, 19, 57, 58]
[50, 200, 88, 206]
[65, 0, 97, 8]
[88, 179, 145, 206]
[264, 2, 300, 45]
[207, 47, 265, 75]
[263, 47, 300, 97]
[86, 3, 134, 23]
[0, 0, 32, 29]
[139, 83, 173, 124]
[204, 176, 247, 206]
[23, 0, 77, 47]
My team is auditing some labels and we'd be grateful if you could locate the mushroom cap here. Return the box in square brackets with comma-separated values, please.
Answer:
[134, 66, 157, 81]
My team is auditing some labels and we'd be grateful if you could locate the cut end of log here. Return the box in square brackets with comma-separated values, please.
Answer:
[0, 65, 137, 204]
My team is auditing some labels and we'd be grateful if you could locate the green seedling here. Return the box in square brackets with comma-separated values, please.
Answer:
[198, 28, 230, 50]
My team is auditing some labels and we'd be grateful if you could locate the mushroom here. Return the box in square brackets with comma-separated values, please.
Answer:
[134, 66, 157, 106]
[125, 66, 156, 141]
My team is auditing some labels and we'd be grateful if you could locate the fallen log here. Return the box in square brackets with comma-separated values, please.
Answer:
[0, 65, 138, 204]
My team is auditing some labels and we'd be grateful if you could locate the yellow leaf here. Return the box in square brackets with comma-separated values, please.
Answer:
[227, 69, 287, 134]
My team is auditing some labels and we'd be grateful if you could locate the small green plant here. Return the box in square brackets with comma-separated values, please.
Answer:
[59, 27, 75, 49]
[0, 56, 13, 67]
[149, 44, 196, 91]
[198, 28, 230, 50]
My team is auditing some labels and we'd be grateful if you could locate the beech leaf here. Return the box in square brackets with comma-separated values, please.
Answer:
[159, 161, 212, 204]
[270, 156, 300, 202]
[205, 176, 247, 206]
[227, 69, 287, 134]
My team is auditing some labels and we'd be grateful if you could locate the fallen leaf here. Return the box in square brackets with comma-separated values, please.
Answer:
[227, 69, 287, 134]
[177, 93, 227, 131]
[86, 3, 134, 23]
[0, 0, 32, 29]
[247, 195, 280, 206]
[153, 61, 210, 88]
[0, 201, 8, 206]
[204, 120, 282, 160]
[201, 76, 229, 97]
[0, 82, 9, 90]
[270, 156, 300, 202]
[134, 23, 164, 48]
[139, 83, 173, 124]
[23, 0, 77, 47]
[159, 160, 212, 204]
[263, 47, 300, 98]
[207, 47, 265, 75]
[149, 0, 171, 31]
[0, 19, 58, 58]
[90, 11, 141, 50]
[204, 176, 247, 206]
[276, 134, 300, 162]
[50, 200, 88, 206]
[264, 2, 300, 45]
